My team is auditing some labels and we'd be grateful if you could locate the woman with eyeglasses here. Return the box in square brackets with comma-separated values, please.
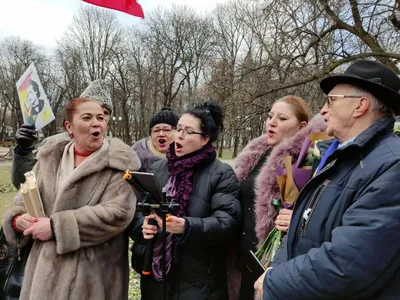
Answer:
[130, 107, 179, 276]
[138, 101, 241, 300]
[132, 108, 179, 172]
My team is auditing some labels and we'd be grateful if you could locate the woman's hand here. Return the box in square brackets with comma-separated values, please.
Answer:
[142, 214, 162, 240]
[275, 208, 293, 232]
[16, 213, 36, 232]
[142, 214, 186, 238]
[23, 217, 53, 241]
[165, 216, 185, 235]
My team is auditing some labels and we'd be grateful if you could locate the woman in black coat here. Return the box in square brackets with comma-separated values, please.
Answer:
[141, 101, 242, 300]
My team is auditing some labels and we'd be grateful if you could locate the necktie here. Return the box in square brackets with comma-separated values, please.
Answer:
[315, 139, 340, 176]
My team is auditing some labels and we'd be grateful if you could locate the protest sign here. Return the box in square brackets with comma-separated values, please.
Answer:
[16, 63, 55, 131]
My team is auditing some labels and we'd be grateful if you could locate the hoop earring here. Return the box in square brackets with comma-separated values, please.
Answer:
[69, 132, 74, 139]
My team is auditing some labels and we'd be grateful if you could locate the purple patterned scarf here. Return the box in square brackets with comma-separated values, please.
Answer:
[152, 142, 216, 281]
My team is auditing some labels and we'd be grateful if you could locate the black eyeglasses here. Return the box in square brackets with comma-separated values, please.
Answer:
[151, 127, 175, 135]
[326, 95, 363, 107]
[176, 127, 202, 136]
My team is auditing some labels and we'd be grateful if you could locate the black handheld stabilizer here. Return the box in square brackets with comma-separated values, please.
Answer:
[123, 170, 179, 300]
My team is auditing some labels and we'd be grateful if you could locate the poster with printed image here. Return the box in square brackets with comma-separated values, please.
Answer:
[16, 63, 55, 131]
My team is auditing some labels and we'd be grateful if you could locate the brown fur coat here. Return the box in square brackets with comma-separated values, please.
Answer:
[3, 138, 141, 300]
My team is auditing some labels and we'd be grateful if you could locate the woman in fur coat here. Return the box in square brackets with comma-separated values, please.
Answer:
[234, 95, 326, 299]
[3, 98, 141, 300]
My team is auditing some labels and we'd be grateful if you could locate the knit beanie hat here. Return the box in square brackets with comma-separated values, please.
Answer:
[80, 79, 113, 114]
[149, 108, 179, 133]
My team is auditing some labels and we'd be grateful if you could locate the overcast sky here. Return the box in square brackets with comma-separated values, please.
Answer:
[0, 0, 226, 49]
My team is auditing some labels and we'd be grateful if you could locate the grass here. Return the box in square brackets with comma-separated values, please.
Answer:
[128, 248, 142, 299]
[0, 165, 12, 186]
[0, 165, 141, 299]
[0, 165, 16, 221]
[219, 148, 235, 159]
[0, 192, 15, 219]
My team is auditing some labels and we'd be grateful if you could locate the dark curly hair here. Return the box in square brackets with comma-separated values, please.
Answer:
[185, 100, 224, 143]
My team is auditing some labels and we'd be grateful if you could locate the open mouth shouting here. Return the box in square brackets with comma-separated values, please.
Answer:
[91, 131, 101, 139]
[157, 138, 167, 148]
[175, 141, 183, 153]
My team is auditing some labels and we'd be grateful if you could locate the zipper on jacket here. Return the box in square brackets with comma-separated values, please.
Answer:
[300, 185, 323, 235]
[291, 159, 336, 213]
[301, 180, 330, 237]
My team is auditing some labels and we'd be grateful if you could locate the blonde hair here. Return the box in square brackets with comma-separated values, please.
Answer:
[275, 95, 311, 123]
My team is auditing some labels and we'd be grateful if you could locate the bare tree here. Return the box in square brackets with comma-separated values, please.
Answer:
[59, 6, 124, 81]
[1, 0, 399, 158]
[240, 0, 400, 102]
[177, 11, 216, 103]
[0, 36, 47, 134]
[108, 35, 137, 144]
[143, 6, 195, 107]
[54, 6, 128, 139]
[126, 30, 160, 139]
[206, 1, 254, 157]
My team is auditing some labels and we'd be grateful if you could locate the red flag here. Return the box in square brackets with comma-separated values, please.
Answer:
[83, 0, 144, 18]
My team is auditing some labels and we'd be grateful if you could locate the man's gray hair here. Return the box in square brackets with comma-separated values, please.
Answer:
[349, 86, 394, 116]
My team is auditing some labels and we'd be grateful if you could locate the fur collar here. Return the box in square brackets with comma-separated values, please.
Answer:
[37, 137, 141, 188]
[234, 134, 272, 183]
[132, 137, 164, 171]
[235, 115, 327, 245]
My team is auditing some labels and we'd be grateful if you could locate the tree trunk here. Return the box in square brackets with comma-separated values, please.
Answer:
[0, 103, 8, 141]
[232, 131, 240, 158]
[218, 135, 224, 158]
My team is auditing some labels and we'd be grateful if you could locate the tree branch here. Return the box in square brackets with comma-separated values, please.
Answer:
[253, 52, 400, 99]
[349, 0, 363, 30]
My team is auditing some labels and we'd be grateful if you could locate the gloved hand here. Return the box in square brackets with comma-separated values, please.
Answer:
[15, 124, 38, 153]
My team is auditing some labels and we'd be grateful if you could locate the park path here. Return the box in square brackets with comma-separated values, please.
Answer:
[219, 158, 235, 167]
[0, 147, 12, 167]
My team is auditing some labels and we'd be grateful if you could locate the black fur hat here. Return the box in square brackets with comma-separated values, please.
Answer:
[149, 108, 179, 133]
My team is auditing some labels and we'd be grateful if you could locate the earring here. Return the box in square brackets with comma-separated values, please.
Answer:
[69, 132, 74, 139]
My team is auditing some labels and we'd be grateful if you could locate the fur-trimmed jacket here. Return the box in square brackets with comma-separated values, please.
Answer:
[132, 137, 164, 171]
[3, 138, 141, 300]
[234, 115, 326, 246]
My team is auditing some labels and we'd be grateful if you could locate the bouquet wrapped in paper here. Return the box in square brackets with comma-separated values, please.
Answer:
[20, 171, 45, 218]
[255, 132, 332, 268]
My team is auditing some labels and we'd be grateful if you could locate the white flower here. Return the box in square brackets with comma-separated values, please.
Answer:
[312, 141, 321, 158]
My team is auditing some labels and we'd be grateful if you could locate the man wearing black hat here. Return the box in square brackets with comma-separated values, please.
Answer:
[254, 60, 400, 300]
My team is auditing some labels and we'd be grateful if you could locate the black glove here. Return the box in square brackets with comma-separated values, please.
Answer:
[15, 124, 38, 153]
